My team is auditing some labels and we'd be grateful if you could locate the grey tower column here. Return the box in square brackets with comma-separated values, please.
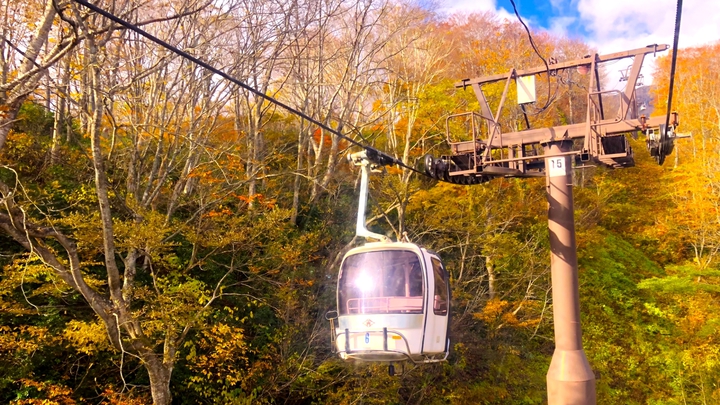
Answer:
[543, 140, 596, 404]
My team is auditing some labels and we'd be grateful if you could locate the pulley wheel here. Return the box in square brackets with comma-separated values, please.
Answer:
[654, 124, 676, 166]
[423, 154, 435, 177]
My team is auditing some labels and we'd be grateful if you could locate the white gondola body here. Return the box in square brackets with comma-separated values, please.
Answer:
[334, 242, 450, 363]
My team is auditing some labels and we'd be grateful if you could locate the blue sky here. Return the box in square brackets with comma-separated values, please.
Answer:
[439, 0, 720, 80]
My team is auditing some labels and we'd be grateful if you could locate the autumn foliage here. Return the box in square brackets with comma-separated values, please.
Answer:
[0, 0, 719, 403]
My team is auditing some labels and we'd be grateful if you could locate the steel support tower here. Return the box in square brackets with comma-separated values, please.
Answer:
[423, 44, 680, 404]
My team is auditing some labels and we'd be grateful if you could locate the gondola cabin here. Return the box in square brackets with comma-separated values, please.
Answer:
[334, 241, 450, 364]
[328, 151, 451, 367]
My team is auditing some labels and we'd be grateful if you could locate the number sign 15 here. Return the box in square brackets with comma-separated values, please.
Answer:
[547, 157, 567, 178]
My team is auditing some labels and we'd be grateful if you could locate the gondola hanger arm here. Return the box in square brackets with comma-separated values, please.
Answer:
[348, 151, 390, 242]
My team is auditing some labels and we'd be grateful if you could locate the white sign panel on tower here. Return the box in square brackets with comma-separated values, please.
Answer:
[517, 75, 536, 104]
[546, 156, 567, 177]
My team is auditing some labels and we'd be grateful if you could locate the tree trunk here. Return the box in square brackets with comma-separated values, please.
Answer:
[50, 99, 61, 164]
[0, 0, 56, 151]
[51, 56, 68, 165]
[291, 125, 307, 224]
[486, 256, 496, 299]
[146, 355, 173, 405]
[84, 33, 175, 405]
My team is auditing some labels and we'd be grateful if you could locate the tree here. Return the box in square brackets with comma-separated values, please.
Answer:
[0, 0, 76, 150]
[0, 0, 254, 402]
[626, 42, 720, 402]
[654, 42, 720, 268]
[373, 5, 454, 238]
[285, 0, 408, 208]
[6, 1, 715, 403]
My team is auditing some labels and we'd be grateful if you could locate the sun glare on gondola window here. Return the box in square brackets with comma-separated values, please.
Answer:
[354, 271, 374, 293]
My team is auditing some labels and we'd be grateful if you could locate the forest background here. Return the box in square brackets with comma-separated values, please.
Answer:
[0, 0, 718, 403]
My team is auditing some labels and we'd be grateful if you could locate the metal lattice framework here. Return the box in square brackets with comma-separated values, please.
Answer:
[424, 44, 679, 183]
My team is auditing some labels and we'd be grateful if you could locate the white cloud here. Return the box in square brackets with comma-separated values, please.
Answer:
[575, 0, 720, 83]
[577, 0, 720, 53]
[440, 0, 719, 84]
[438, 0, 515, 21]
[439, 0, 719, 52]
[548, 0, 567, 11]
[439, 0, 499, 14]
[548, 16, 577, 37]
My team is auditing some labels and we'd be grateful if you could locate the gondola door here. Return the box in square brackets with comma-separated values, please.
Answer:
[421, 252, 450, 355]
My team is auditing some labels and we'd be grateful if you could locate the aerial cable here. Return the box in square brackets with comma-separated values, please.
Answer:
[664, 0, 683, 132]
[508, 0, 556, 114]
[69, 0, 425, 176]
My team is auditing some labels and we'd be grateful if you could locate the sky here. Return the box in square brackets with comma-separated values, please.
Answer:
[438, 0, 720, 82]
